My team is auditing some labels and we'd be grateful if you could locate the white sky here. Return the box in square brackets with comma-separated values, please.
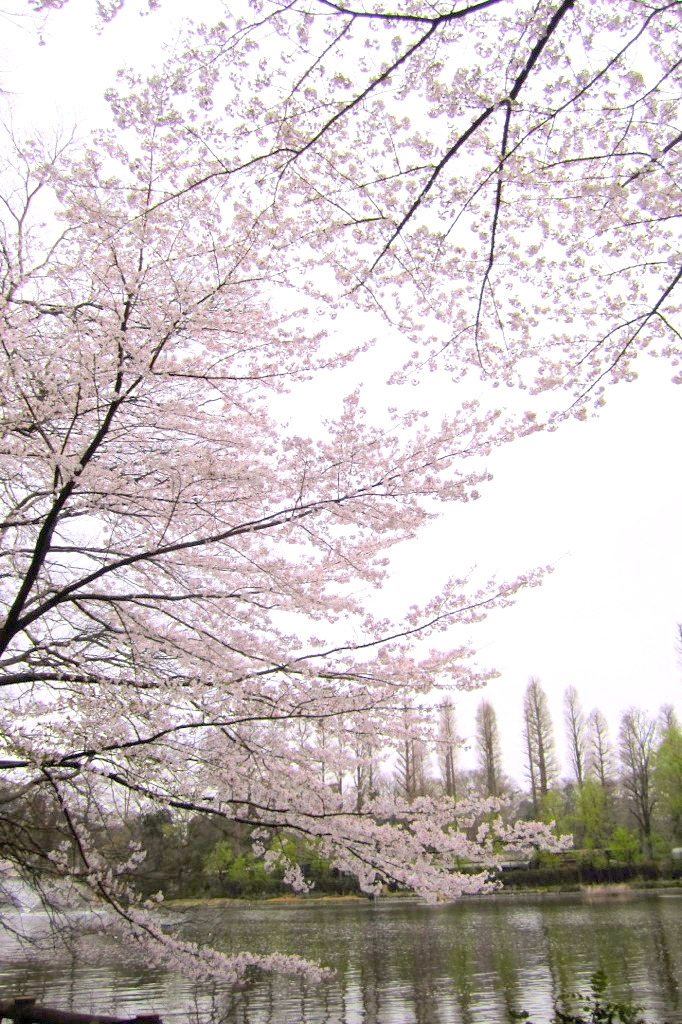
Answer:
[2, 0, 680, 785]
[391, 360, 682, 783]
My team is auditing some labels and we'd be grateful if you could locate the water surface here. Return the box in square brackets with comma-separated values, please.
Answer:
[0, 892, 680, 1023]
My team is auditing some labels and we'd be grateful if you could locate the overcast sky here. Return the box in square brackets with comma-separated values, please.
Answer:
[392, 360, 682, 782]
[2, 0, 681, 785]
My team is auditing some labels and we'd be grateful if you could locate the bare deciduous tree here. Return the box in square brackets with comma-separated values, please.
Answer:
[436, 697, 459, 801]
[523, 678, 558, 814]
[586, 708, 615, 788]
[619, 708, 658, 857]
[475, 699, 503, 798]
[564, 686, 587, 786]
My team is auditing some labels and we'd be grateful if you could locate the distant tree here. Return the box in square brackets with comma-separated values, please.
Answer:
[609, 825, 642, 866]
[395, 708, 428, 802]
[351, 728, 380, 812]
[523, 678, 558, 815]
[538, 787, 569, 831]
[564, 686, 587, 786]
[586, 708, 615, 788]
[654, 706, 682, 845]
[311, 719, 341, 794]
[436, 697, 459, 801]
[619, 708, 658, 858]
[658, 704, 679, 733]
[475, 699, 503, 798]
[524, 720, 539, 815]
[570, 779, 613, 851]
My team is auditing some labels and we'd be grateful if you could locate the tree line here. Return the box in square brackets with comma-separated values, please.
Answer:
[4, 678, 677, 902]
[390, 679, 682, 863]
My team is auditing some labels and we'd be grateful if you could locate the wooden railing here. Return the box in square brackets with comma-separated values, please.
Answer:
[0, 997, 162, 1024]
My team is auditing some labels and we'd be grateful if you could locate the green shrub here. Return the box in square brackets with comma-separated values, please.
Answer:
[608, 827, 641, 865]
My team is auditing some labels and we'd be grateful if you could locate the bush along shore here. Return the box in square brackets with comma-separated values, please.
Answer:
[491, 852, 682, 894]
[115, 812, 682, 901]
[10, 795, 682, 903]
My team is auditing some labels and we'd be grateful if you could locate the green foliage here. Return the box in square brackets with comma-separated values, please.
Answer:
[510, 971, 649, 1023]
[654, 720, 682, 843]
[267, 833, 360, 894]
[574, 848, 608, 871]
[223, 854, 271, 896]
[200, 828, 360, 897]
[533, 849, 562, 870]
[539, 790, 568, 829]
[203, 836, 283, 897]
[647, 831, 674, 861]
[203, 839, 235, 880]
[570, 780, 613, 851]
[608, 827, 641, 865]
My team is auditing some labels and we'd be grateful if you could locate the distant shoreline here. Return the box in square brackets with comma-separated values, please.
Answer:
[163, 881, 682, 910]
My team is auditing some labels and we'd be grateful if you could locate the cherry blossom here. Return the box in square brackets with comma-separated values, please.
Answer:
[2, 0, 677, 986]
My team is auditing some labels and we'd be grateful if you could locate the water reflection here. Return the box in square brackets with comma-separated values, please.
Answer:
[0, 892, 681, 1023]
[647, 897, 680, 1015]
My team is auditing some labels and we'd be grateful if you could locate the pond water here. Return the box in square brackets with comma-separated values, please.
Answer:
[0, 891, 680, 1023]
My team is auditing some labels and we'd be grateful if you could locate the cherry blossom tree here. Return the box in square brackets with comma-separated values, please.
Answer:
[3, 0, 677, 988]
[100, 0, 680, 420]
[0, 97, 553, 989]
[24, 0, 682, 405]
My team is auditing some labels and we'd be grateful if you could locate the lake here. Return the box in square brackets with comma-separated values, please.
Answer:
[0, 891, 680, 1023]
